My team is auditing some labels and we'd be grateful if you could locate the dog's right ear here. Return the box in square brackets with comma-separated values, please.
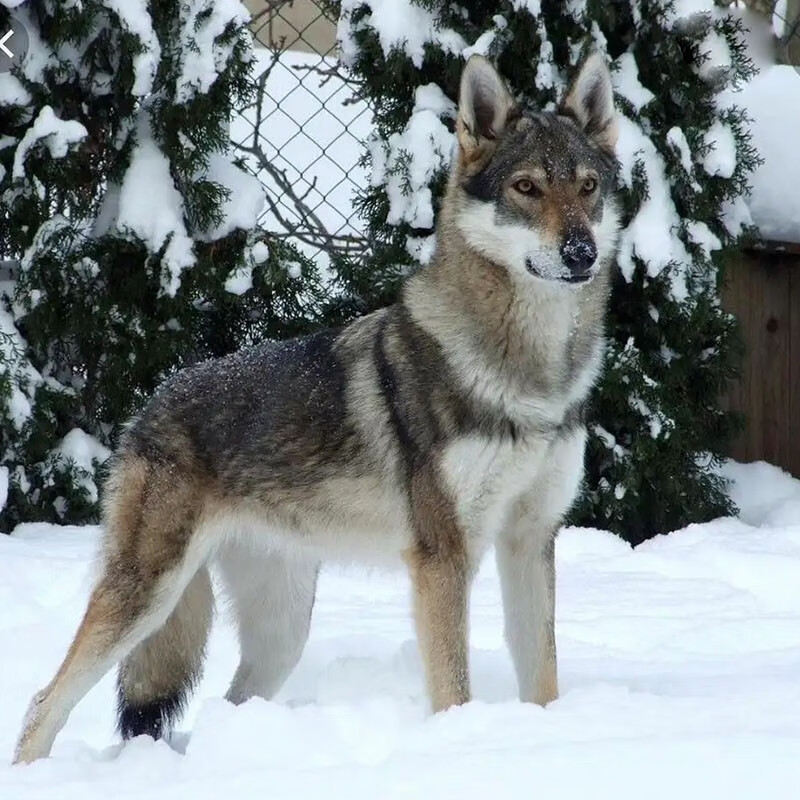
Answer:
[559, 52, 617, 155]
[456, 55, 515, 171]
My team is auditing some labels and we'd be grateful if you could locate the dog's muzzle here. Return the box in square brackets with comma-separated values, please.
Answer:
[559, 233, 597, 283]
[524, 231, 598, 284]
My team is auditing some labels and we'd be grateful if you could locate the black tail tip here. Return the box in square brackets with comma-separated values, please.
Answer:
[116, 691, 185, 741]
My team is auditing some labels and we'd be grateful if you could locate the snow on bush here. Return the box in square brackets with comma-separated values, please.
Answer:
[176, 0, 251, 102]
[371, 83, 456, 234]
[338, 0, 467, 67]
[200, 153, 265, 242]
[0, 307, 38, 432]
[114, 117, 196, 297]
[0, 0, 283, 527]
[616, 116, 693, 301]
[721, 65, 800, 243]
[52, 429, 112, 506]
[11, 106, 87, 180]
[101, 0, 160, 96]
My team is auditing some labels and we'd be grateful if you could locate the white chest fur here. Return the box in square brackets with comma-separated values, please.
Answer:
[439, 433, 550, 549]
[439, 426, 588, 556]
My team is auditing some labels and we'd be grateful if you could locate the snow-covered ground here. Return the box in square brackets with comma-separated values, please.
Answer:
[1, 460, 800, 797]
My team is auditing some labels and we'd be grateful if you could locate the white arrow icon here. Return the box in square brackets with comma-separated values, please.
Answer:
[0, 29, 14, 59]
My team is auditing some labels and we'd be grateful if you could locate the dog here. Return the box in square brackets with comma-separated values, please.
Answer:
[13, 51, 619, 764]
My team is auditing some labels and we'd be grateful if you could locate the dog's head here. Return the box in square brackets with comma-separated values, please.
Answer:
[452, 53, 620, 286]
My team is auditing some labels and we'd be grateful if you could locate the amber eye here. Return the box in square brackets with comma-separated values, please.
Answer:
[581, 176, 598, 195]
[514, 178, 539, 196]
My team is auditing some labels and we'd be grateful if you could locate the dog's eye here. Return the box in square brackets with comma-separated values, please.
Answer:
[581, 177, 598, 195]
[514, 178, 539, 196]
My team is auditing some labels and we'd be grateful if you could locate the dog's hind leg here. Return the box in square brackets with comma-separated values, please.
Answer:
[13, 456, 212, 764]
[218, 544, 318, 705]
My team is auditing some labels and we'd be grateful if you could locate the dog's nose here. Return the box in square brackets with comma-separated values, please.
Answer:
[560, 234, 597, 277]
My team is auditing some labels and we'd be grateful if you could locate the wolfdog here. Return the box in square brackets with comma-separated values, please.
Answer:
[14, 52, 619, 763]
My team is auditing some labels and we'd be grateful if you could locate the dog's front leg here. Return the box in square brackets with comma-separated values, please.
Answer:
[408, 549, 471, 711]
[407, 469, 471, 712]
[495, 515, 559, 706]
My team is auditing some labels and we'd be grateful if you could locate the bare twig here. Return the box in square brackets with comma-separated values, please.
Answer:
[236, 0, 372, 263]
[250, 49, 282, 151]
[235, 41, 370, 262]
[235, 135, 368, 258]
[291, 60, 370, 106]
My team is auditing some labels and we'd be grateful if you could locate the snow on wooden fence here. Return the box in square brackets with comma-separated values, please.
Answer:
[719, 4, 800, 477]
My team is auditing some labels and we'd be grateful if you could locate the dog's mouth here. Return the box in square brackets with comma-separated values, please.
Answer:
[525, 259, 593, 285]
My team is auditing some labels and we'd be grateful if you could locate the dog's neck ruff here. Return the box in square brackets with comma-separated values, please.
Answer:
[403, 233, 608, 431]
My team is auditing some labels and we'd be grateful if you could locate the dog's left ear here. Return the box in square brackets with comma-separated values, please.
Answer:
[559, 52, 618, 154]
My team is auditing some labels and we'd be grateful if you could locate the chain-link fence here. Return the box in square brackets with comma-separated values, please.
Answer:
[232, 1, 372, 272]
[233, 1, 800, 271]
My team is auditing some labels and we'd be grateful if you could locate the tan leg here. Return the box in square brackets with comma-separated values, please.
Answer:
[14, 578, 142, 764]
[494, 430, 587, 707]
[406, 459, 474, 712]
[408, 552, 471, 711]
[13, 456, 209, 764]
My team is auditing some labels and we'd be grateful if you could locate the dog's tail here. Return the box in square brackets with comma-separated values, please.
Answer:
[116, 565, 214, 740]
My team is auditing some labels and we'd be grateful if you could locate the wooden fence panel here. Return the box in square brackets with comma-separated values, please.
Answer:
[790, 254, 800, 476]
[722, 248, 800, 476]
